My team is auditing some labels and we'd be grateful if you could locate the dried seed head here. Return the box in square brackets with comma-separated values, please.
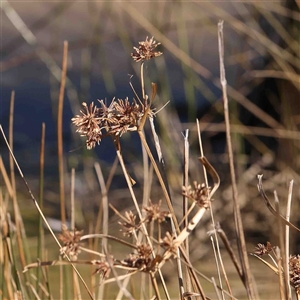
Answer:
[253, 242, 273, 256]
[160, 232, 178, 258]
[93, 257, 113, 280]
[119, 211, 141, 237]
[289, 255, 300, 295]
[72, 98, 154, 149]
[143, 199, 170, 223]
[122, 243, 154, 272]
[58, 224, 83, 260]
[182, 181, 211, 209]
[131, 36, 162, 62]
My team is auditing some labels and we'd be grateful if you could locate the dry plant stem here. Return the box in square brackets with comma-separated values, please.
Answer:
[197, 121, 229, 296]
[9, 91, 15, 194]
[141, 130, 151, 208]
[183, 130, 192, 293]
[210, 236, 225, 300]
[211, 277, 222, 300]
[141, 62, 145, 101]
[105, 156, 119, 192]
[285, 180, 294, 299]
[216, 227, 243, 279]
[162, 156, 220, 263]
[170, 219, 185, 298]
[3, 222, 14, 299]
[8, 91, 30, 295]
[218, 21, 256, 299]
[138, 131, 180, 233]
[70, 168, 75, 230]
[179, 247, 206, 300]
[115, 147, 167, 300]
[181, 253, 240, 300]
[0, 125, 94, 300]
[257, 175, 300, 232]
[94, 162, 108, 300]
[57, 41, 68, 225]
[37, 122, 45, 292]
[276, 247, 285, 300]
[274, 191, 289, 300]
[94, 162, 108, 251]
[0, 156, 13, 197]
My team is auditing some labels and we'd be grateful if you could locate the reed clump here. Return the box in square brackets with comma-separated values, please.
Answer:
[1, 28, 299, 300]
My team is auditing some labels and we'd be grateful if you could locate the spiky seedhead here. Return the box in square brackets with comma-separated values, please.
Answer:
[289, 255, 300, 295]
[182, 181, 211, 209]
[118, 210, 141, 237]
[122, 243, 155, 272]
[58, 224, 83, 261]
[253, 241, 273, 256]
[143, 199, 170, 223]
[72, 98, 154, 149]
[131, 36, 162, 62]
[160, 232, 178, 259]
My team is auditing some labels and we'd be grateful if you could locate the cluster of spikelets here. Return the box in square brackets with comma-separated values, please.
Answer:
[56, 199, 179, 277]
[22, 37, 216, 294]
[251, 242, 300, 296]
[72, 37, 162, 149]
[55, 189, 211, 280]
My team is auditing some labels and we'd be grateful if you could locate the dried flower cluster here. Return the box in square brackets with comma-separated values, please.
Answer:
[72, 98, 152, 149]
[289, 255, 300, 295]
[93, 258, 112, 279]
[160, 232, 178, 258]
[143, 199, 170, 223]
[122, 243, 156, 272]
[131, 36, 162, 62]
[182, 181, 211, 209]
[58, 224, 83, 260]
[253, 241, 273, 256]
[119, 210, 141, 237]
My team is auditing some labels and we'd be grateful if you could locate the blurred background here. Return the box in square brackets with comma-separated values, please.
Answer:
[1, 0, 300, 281]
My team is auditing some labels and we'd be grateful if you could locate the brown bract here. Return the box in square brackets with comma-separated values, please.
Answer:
[131, 36, 162, 62]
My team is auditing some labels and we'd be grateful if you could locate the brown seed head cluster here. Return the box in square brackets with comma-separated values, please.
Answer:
[253, 241, 273, 256]
[93, 258, 112, 280]
[143, 199, 170, 223]
[160, 232, 178, 258]
[131, 36, 162, 62]
[182, 181, 211, 209]
[119, 210, 141, 237]
[72, 98, 150, 149]
[289, 255, 300, 295]
[58, 224, 83, 260]
[122, 243, 155, 272]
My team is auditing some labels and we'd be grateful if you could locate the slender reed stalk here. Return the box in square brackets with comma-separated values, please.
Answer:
[37, 122, 45, 293]
[0, 125, 94, 300]
[57, 41, 68, 225]
[218, 20, 256, 299]
[285, 180, 294, 299]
